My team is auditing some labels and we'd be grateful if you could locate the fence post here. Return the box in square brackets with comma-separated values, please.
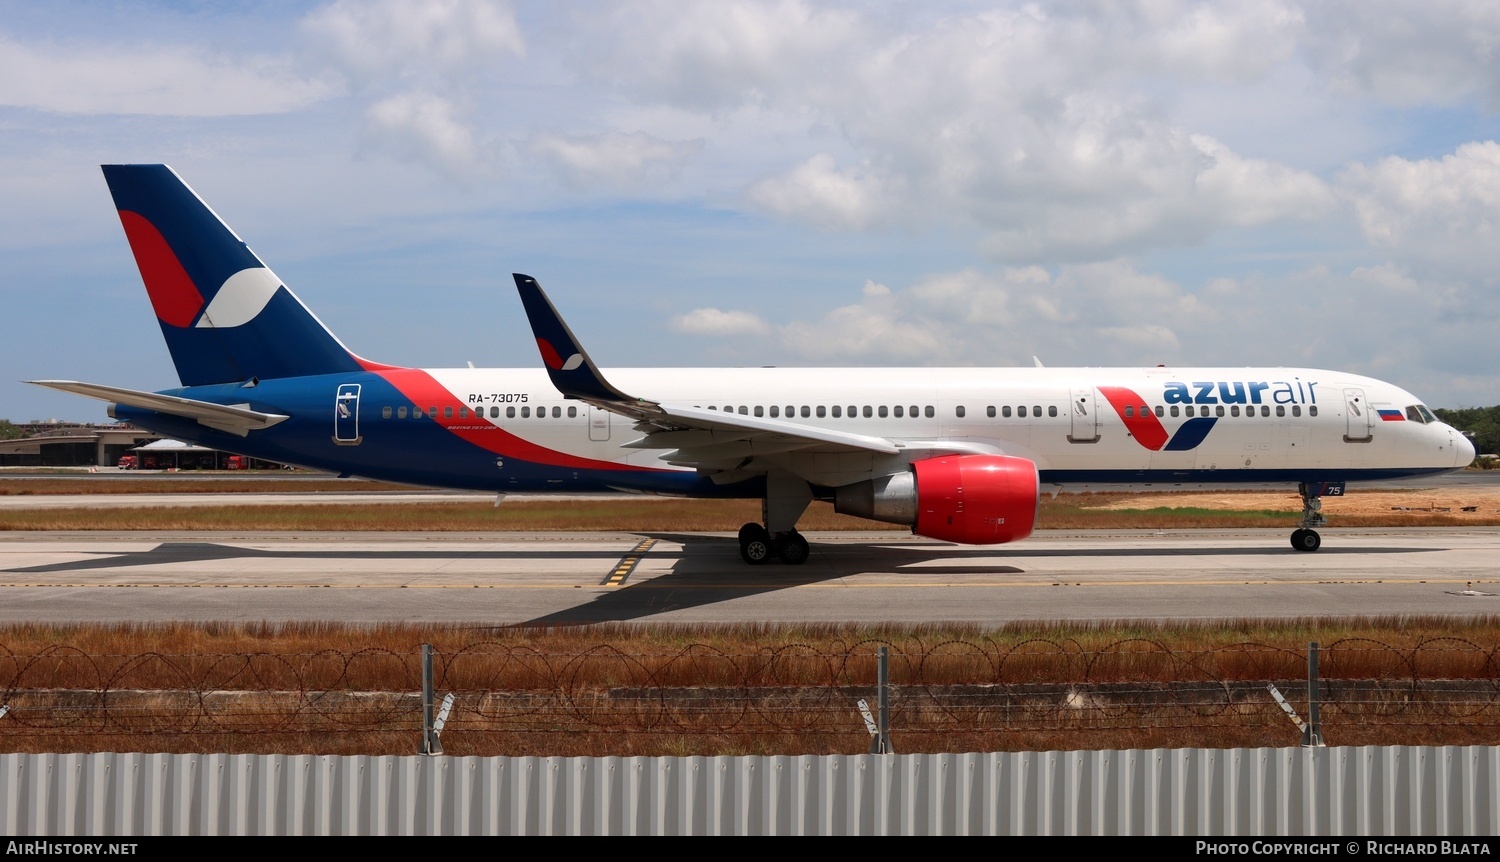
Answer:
[1304, 641, 1324, 747]
[870, 645, 893, 755]
[420, 643, 443, 755]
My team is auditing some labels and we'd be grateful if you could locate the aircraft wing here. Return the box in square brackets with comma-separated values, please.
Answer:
[511, 274, 900, 473]
[29, 380, 289, 437]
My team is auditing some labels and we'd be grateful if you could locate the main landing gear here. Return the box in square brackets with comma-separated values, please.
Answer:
[737, 523, 810, 565]
[737, 471, 814, 566]
[1290, 481, 1336, 552]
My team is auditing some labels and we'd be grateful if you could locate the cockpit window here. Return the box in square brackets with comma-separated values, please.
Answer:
[1417, 405, 1438, 424]
[1406, 406, 1423, 423]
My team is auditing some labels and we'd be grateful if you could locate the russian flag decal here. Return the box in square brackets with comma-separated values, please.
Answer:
[1377, 409, 1405, 421]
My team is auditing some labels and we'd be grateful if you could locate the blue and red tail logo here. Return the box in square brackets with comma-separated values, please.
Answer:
[103, 164, 365, 386]
[1098, 386, 1217, 451]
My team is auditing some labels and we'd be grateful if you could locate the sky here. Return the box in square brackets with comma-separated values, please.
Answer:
[3, 0, 1500, 422]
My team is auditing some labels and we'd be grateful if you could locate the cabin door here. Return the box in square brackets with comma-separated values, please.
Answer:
[1343, 388, 1372, 442]
[334, 384, 362, 445]
[1068, 388, 1099, 443]
[588, 405, 610, 442]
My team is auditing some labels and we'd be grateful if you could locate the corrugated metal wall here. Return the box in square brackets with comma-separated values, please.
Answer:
[3, 746, 1497, 836]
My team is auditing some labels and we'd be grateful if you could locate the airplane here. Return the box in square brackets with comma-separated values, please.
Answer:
[33, 165, 1476, 565]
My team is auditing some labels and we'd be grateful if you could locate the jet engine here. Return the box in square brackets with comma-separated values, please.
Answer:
[834, 454, 1039, 544]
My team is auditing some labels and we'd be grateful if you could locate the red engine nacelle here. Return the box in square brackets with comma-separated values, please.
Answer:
[911, 454, 1039, 545]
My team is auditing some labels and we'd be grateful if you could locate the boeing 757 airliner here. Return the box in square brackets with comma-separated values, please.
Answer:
[33, 165, 1475, 564]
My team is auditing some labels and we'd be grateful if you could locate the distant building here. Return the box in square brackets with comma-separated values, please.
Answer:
[0, 424, 159, 467]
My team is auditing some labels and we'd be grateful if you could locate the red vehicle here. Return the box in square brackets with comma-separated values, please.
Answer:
[226, 455, 247, 470]
[116, 455, 138, 469]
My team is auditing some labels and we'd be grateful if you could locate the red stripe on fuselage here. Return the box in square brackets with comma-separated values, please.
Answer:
[117, 210, 204, 328]
[1097, 385, 1169, 451]
[371, 368, 655, 472]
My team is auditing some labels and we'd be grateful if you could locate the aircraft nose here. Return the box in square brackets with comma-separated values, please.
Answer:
[1456, 430, 1476, 467]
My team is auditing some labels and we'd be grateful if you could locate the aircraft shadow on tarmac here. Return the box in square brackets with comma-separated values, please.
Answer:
[509, 532, 1445, 627]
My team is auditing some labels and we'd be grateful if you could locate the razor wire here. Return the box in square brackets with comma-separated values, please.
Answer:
[1, 637, 1498, 748]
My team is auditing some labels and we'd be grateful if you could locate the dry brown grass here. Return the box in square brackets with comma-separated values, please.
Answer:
[2, 619, 1497, 756]
[6, 493, 1500, 531]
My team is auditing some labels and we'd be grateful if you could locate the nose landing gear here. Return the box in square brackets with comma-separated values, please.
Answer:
[1290, 481, 1341, 552]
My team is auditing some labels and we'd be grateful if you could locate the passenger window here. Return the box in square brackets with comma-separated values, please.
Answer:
[1002, 406, 1012, 418]
[955, 405, 966, 418]
[1292, 405, 1302, 417]
[925, 406, 934, 418]
[568, 406, 577, 418]
[1155, 406, 1164, 417]
[521, 406, 530, 418]
[801, 406, 811, 418]
[910, 406, 918, 417]
[460, 407, 470, 418]
[1050, 406, 1058, 417]
[1170, 405, 1179, 417]
[1276, 405, 1285, 417]
[863, 406, 873, 418]
[723, 405, 732, 413]
[986, 406, 995, 418]
[1018, 405, 1027, 418]
[1309, 406, 1318, 417]
[770, 406, 780, 418]
[428, 407, 438, 418]
[754, 406, 764, 417]
[507, 406, 515, 418]
[738, 406, 747, 415]
[1230, 405, 1240, 417]
[895, 406, 904, 418]
[553, 407, 561, 418]
[878, 406, 888, 418]
[816, 406, 826, 418]
[787, 405, 795, 417]
[397, 406, 408, 419]
[1216, 406, 1225, 417]
[1033, 405, 1041, 417]
[831, 406, 840, 418]
[1124, 406, 1134, 418]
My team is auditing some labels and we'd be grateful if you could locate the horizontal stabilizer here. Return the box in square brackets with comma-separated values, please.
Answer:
[29, 380, 289, 437]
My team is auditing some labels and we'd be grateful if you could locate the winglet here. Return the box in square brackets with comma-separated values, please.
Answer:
[513, 274, 637, 402]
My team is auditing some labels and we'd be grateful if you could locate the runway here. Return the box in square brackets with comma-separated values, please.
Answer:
[0, 528, 1496, 626]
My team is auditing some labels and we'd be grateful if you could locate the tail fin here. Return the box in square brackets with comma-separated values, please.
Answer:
[513, 273, 637, 403]
[102, 164, 370, 386]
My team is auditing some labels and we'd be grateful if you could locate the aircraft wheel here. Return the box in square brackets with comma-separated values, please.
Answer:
[774, 532, 810, 565]
[740, 535, 772, 565]
[738, 522, 765, 545]
[1291, 528, 1322, 552]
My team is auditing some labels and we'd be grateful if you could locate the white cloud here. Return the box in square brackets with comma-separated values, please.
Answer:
[0, 34, 335, 116]
[747, 154, 895, 230]
[365, 92, 489, 180]
[575, 1, 1333, 261]
[300, 0, 524, 181]
[532, 132, 704, 189]
[301, 0, 524, 85]
[669, 308, 771, 337]
[1340, 141, 1500, 278]
[765, 262, 1209, 366]
[1302, 0, 1500, 108]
